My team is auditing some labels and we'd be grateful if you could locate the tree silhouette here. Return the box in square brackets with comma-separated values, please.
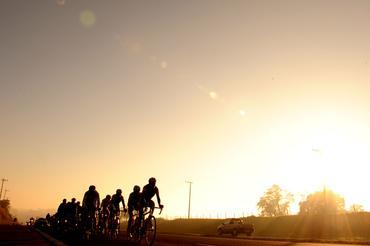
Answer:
[349, 204, 364, 213]
[257, 184, 294, 217]
[0, 199, 10, 209]
[0, 199, 12, 223]
[299, 188, 345, 215]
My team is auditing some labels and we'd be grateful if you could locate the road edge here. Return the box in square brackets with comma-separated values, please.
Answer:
[159, 232, 370, 245]
[35, 229, 67, 246]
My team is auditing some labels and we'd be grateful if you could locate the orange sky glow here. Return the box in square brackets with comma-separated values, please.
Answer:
[1, 0, 370, 219]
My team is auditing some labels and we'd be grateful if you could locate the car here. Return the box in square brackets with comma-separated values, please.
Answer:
[217, 218, 254, 237]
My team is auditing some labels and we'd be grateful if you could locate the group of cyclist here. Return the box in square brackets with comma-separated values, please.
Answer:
[54, 177, 164, 237]
[56, 197, 81, 226]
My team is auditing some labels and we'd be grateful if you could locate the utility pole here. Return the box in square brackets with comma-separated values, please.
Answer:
[0, 178, 8, 200]
[323, 185, 327, 214]
[185, 180, 193, 219]
[3, 189, 8, 200]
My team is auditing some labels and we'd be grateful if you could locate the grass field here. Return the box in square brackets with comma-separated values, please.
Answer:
[153, 212, 370, 242]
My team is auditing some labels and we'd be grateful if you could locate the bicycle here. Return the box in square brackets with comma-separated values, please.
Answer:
[97, 209, 110, 238]
[82, 209, 98, 240]
[128, 206, 162, 246]
[108, 209, 125, 240]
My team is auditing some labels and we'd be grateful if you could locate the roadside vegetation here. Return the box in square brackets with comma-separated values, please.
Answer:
[154, 185, 370, 243]
[154, 213, 370, 242]
[0, 199, 13, 224]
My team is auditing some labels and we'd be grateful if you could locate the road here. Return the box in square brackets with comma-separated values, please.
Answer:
[0, 225, 50, 245]
[0, 225, 369, 246]
[62, 233, 370, 246]
[152, 234, 369, 246]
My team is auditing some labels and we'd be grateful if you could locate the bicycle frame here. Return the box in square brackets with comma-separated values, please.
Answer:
[128, 206, 162, 246]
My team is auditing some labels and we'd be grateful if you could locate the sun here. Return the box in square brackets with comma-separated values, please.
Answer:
[272, 114, 370, 212]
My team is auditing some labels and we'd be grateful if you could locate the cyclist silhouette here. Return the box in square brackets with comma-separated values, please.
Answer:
[101, 195, 111, 216]
[142, 177, 164, 212]
[82, 185, 100, 228]
[57, 198, 67, 221]
[66, 198, 78, 224]
[127, 185, 142, 234]
[109, 189, 127, 218]
[99, 194, 111, 234]
[82, 185, 100, 211]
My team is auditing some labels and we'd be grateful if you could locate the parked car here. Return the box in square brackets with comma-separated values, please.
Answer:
[217, 218, 254, 237]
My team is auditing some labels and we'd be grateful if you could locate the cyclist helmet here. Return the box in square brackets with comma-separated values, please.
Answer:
[149, 177, 156, 184]
[133, 185, 140, 193]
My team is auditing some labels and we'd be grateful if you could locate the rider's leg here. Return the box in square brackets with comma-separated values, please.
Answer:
[90, 209, 97, 230]
[149, 200, 155, 215]
[127, 209, 133, 234]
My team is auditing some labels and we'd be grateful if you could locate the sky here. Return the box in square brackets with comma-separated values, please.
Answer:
[1, 0, 370, 219]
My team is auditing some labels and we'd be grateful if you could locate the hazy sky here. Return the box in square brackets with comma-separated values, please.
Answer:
[1, 0, 370, 218]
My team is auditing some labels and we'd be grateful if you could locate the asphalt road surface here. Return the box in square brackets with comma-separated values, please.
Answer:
[1, 226, 369, 246]
[0, 225, 50, 245]
[151, 234, 369, 246]
[60, 233, 370, 246]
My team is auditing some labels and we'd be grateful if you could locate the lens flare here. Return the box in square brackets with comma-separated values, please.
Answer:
[80, 10, 96, 29]
[209, 91, 218, 100]
[160, 61, 168, 69]
[56, 0, 66, 6]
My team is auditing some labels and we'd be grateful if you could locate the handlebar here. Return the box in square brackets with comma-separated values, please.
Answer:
[154, 206, 163, 215]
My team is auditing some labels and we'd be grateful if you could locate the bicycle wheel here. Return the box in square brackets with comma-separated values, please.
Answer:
[110, 217, 119, 240]
[145, 216, 156, 246]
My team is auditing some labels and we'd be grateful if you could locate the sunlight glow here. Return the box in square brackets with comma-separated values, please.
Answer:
[4, 1, 370, 219]
[272, 115, 370, 211]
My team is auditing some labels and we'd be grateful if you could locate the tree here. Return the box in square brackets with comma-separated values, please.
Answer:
[257, 184, 294, 217]
[349, 204, 364, 213]
[299, 188, 345, 215]
[0, 199, 10, 212]
[0, 199, 12, 224]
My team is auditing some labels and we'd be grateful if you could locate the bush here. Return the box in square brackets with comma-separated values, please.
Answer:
[0, 200, 12, 224]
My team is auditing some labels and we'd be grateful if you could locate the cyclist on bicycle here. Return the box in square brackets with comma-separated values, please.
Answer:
[101, 195, 111, 216]
[83, 185, 100, 211]
[142, 177, 164, 212]
[66, 198, 78, 225]
[99, 195, 111, 233]
[82, 185, 100, 227]
[127, 185, 142, 234]
[57, 198, 67, 222]
[109, 189, 127, 218]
